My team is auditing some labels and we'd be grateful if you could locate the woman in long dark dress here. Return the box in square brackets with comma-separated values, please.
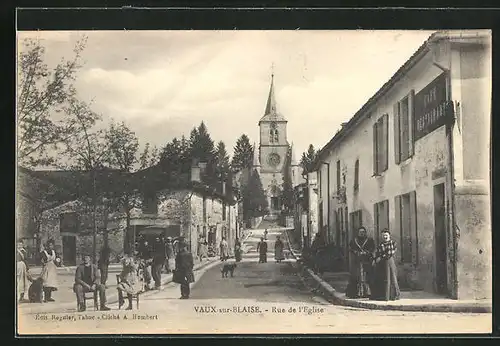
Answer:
[370, 229, 401, 301]
[345, 227, 375, 298]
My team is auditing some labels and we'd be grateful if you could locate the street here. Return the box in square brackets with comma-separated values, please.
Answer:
[18, 233, 492, 334]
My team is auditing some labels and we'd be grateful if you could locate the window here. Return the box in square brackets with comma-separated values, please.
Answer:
[394, 91, 415, 164]
[336, 160, 341, 191]
[354, 159, 360, 192]
[60, 212, 79, 233]
[222, 202, 226, 221]
[274, 129, 279, 142]
[142, 191, 158, 214]
[349, 210, 363, 236]
[374, 199, 389, 243]
[395, 191, 418, 264]
[373, 114, 389, 175]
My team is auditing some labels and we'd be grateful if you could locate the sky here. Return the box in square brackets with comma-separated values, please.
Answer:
[17, 30, 435, 161]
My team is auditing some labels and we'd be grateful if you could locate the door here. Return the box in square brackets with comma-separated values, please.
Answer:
[433, 183, 448, 295]
[62, 235, 76, 266]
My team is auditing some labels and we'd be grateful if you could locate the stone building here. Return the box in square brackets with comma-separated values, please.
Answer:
[292, 171, 319, 250]
[36, 162, 239, 265]
[314, 30, 491, 300]
[251, 73, 305, 216]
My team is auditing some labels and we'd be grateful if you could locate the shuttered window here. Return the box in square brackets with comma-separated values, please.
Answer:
[374, 199, 389, 243]
[394, 90, 415, 164]
[395, 191, 418, 264]
[373, 114, 389, 175]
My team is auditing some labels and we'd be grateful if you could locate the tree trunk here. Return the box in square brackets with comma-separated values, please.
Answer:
[103, 204, 109, 250]
[92, 171, 98, 264]
[124, 206, 133, 256]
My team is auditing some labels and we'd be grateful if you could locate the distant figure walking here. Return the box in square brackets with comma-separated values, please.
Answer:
[257, 237, 268, 263]
[219, 237, 229, 261]
[40, 239, 59, 302]
[174, 242, 195, 299]
[234, 237, 242, 262]
[370, 229, 401, 301]
[274, 236, 285, 263]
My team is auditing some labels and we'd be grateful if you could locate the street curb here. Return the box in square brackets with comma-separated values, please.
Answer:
[283, 240, 491, 314]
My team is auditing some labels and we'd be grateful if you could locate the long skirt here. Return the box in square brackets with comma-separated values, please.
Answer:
[275, 246, 285, 261]
[40, 261, 58, 291]
[17, 261, 30, 300]
[370, 257, 401, 301]
[345, 258, 371, 298]
[235, 249, 242, 262]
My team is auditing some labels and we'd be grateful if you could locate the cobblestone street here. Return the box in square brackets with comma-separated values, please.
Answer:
[18, 253, 491, 334]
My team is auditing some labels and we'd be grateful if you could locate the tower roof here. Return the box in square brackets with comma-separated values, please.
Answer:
[259, 72, 286, 124]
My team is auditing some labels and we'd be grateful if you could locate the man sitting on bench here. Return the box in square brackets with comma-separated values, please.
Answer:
[74, 254, 111, 312]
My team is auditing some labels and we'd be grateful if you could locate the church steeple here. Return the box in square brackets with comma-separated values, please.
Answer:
[259, 68, 287, 124]
[264, 72, 277, 116]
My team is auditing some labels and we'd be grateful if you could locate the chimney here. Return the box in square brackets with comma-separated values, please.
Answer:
[191, 159, 201, 182]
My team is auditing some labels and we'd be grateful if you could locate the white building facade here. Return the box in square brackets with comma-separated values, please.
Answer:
[315, 30, 491, 300]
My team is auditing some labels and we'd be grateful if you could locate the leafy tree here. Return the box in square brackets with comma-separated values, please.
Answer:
[231, 134, 254, 173]
[281, 145, 294, 213]
[189, 121, 217, 186]
[58, 97, 109, 262]
[103, 121, 141, 255]
[300, 144, 318, 176]
[17, 36, 90, 168]
[242, 169, 268, 220]
[215, 141, 230, 183]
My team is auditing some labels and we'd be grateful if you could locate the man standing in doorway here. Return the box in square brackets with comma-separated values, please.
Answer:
[152, 236, 166, 289]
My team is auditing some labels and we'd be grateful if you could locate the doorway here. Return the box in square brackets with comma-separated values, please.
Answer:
[62, 235, 76, 266]
[433, 183, 448, 295]
[271, 197, 279, 211]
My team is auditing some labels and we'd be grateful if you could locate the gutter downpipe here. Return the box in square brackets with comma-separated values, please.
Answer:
[432, 44, 458, 299]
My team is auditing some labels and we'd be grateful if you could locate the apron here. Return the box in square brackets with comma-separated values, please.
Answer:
[40, 250, 58, 289]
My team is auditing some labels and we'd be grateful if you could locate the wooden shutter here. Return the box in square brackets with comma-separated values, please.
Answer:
[394, 195, 402, 262]
[409, 190, 418, 265]
[373, 122, 378, 175]
[394, 102, 401, 164]
[374, 203, 379, 243]
[382, 114, 389, 171]
[408, 90, 415, 157]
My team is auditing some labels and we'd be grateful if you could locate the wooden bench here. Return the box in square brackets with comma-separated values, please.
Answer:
[116, 268, 145, 310]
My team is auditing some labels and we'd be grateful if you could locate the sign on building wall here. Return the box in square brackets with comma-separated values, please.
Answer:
[414, 73, 451, 140]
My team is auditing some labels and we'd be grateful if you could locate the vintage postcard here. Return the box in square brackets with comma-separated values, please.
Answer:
[16, 29, 492, 335]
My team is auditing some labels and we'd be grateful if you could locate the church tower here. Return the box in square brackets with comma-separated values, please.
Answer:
[257, 72, 290, 214]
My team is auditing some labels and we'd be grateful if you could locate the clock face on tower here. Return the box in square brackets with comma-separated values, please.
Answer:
[267, 153, 281, 168]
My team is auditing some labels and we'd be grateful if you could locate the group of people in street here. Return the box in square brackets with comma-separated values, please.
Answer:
[346, 227, 401, 301]
[135, 234, 176, 290]
[256, 231, 286, 264]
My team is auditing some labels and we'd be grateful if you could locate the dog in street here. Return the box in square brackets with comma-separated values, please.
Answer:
[221, 263, 237, 278]
[28, 277, 44, 303]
